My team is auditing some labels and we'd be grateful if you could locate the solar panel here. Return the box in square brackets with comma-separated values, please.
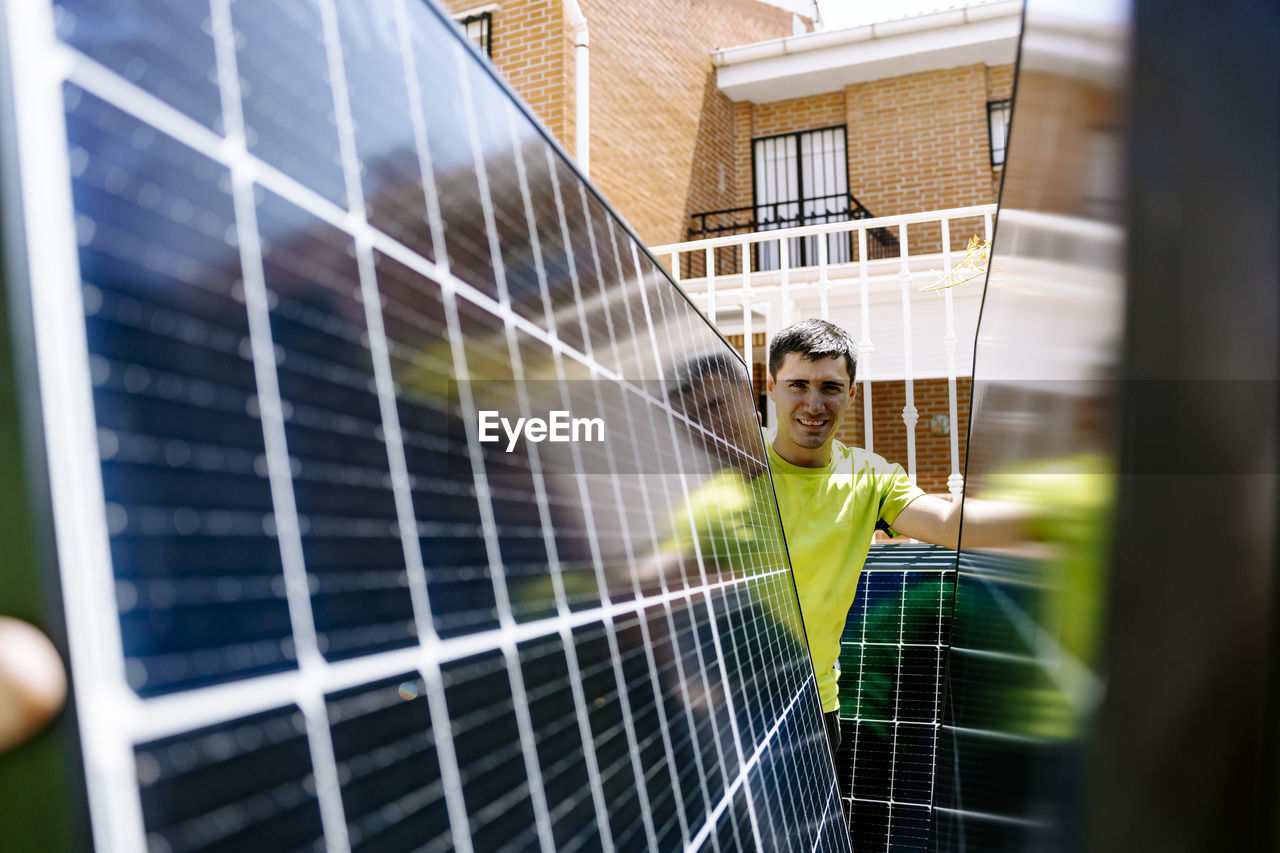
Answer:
[0, 0, 850, 850]
[835, 544, 955, 852]
[929, 0, 1130, 847]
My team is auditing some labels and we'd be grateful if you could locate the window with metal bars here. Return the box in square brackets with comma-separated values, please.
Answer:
[752, 126, 854, 271]
[458, 11, 492, 57]
[988, 99, 1012, 167]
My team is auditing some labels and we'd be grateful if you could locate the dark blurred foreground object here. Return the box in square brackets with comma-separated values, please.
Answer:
[1087, 1, 1280, 851]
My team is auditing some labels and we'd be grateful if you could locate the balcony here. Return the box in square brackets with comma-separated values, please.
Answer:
[682, 192, 901, 278]
[653, 204, 997, 501]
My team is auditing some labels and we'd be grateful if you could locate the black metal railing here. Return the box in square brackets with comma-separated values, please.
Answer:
[683, 192, 901, 278]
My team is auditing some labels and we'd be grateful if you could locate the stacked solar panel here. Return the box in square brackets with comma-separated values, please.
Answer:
[835, 544, 956, 853]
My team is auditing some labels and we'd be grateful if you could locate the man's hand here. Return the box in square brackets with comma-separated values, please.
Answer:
[889, 494, 1030, 550]
[0, 618, 67, 753]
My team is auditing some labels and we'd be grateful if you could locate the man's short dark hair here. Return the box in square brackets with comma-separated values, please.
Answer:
[768, 319, 857, 384]
[665, 350, 742, 399]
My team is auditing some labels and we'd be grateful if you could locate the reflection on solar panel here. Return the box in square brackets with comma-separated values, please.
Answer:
[835, 545, 955, 853]
[930, 0, 1129, 848]
[0, 0, 849, 849]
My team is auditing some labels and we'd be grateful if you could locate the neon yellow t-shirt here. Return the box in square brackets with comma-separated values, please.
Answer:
[766, 433, 925, 712]
[667, 468, 787, 572]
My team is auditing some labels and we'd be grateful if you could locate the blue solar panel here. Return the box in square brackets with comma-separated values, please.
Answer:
[0, 0, 851, 849]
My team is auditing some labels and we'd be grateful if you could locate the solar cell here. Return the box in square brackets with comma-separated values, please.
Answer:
[833, 545, 953, 852]
[0, 0, 850, 849]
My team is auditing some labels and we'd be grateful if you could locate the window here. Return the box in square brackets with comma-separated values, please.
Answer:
[458, 11, 492, 57]
[751, 126, 851, 270]
[988, 99, 1012, 167]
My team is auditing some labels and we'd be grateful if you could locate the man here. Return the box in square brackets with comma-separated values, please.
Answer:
[764, 319, 1023, 755]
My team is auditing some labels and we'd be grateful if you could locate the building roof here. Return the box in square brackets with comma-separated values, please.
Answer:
[713, 0, 1020, 102]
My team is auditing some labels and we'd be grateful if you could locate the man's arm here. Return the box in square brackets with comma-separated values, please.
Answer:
[889, 494, 1030, 550]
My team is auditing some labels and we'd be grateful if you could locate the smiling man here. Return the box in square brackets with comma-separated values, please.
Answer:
[764, 319, 1019, 758]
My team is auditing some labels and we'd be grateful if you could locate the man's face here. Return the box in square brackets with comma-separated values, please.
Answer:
[767, 352, 855, 461]
[674, 371, 758, 455]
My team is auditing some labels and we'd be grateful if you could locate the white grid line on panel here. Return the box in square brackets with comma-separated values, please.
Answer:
[441, 280, 548, 853]
[542, 342, 635, 852]
[623, 478, 701, 847]
[941, 724, 1044, 744]
[950, 646, 1038, 664]
[624, 306, 723, 851]
[53, 36, 754, 484]
[711, 436, 812, 848]
[655, 245, 824, 845]
[210, 1, 349, 848]
[125, 567, 793, 742]
[842, 717, 936, 730]
[450, 36, 560, 853]
[53, 40, 590, 393]
[4, 1, 149, 850]
[883, 571, 908, 847]
[577, 184, 623, 369]
[391, 0, 450, 274]
[650, 249, 757, 845]
[630, 248, 727, 853]
[340, 4, 474, 851]
[840, 565, 956, 853]
[314, 4, 439, 850]
[931, 805, 1046, 828]
[572, 217, 668, 853]
[842, 641, 946, 650]
[851, 787, 934, 815]
[593, 221, 692, 847]
[640, 280, 744, 853]
[926, 555, 950, 816]
[545, 150, 596, 365]
[679, 282, 765, 851]
[686, 681, 811, 852]
[541, 157, 662, 852]
[42, 15, 844, 853]
[813, 783, 839, 853]
[640, 270, 769, 852]
[503, 103, 559, 335]
[848, 550, 869, 822]
[844, 795, 933, 810]
[501, 96, 616, 853]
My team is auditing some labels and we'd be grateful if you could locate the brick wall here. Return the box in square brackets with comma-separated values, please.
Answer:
[729, 63, 1015, 255]
[447, 0, 804, 248]
[999, 68, 1120, 218]
[751, 91, 847, 140]
[440, 3, 1011, 256]
[582, 0, 803, 247]
[446, 0, 576, 149]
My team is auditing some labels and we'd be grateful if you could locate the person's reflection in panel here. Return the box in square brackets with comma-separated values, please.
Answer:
[633, 353, 808, 832]
[954, 383, 1115, 851]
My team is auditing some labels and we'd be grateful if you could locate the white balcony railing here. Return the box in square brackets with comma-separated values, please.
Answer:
[652, 204, 997, 500]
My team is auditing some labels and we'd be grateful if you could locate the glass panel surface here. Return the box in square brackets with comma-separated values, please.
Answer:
[932, 1, 1130, 849]
[2, 0, 851, 849]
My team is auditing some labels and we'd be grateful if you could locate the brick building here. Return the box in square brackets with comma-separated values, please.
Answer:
[443, 0, 810, 247]
[443, 0, 1021, 495]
